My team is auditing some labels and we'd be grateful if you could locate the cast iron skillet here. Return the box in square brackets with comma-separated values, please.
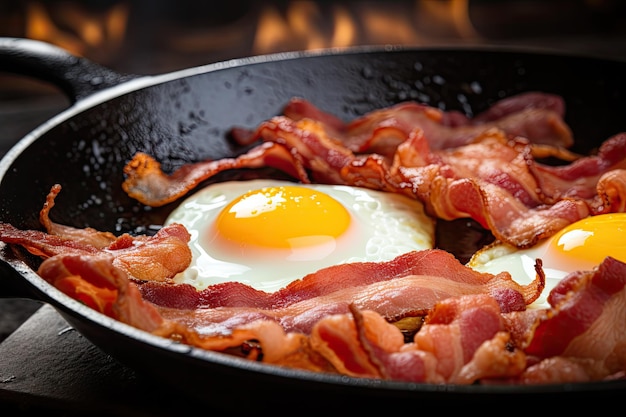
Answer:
[0, 38, 625, 411]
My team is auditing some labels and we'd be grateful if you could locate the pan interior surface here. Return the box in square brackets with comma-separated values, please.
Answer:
[1, 46, 626, 408]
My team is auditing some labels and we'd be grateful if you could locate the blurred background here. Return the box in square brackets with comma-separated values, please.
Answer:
[2, 1, 626, 97]
[2, 0, 626, 75]
[2, 0, 626, 340]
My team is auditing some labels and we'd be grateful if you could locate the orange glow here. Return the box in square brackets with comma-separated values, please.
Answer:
[25, 1, 129, 60]
[252, 0, 480, 55]
[360, 7, 421, 45]
[331, 5, 357, 47]
[287, 1, 326, 50]
[25, 2, 86, 55]
[416, 0, 479, 39]
[253, 6, 293, 54]
[19, 0, 482, 70]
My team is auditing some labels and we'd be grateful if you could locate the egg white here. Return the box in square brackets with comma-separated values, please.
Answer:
[467, 213, 626, 309]
[467, 241, 563, 309]
[165, 179, 435, 292]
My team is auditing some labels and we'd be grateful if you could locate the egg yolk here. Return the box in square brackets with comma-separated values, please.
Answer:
[550, 213, 626, 265]
[215, 185, 351, 249]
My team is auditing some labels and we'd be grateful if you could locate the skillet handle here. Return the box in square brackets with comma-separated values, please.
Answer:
[0, 37, 138, 104]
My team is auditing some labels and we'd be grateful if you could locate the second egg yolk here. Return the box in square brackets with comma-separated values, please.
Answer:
[551, 212, 626, 266]
[215, 185, 351, 249]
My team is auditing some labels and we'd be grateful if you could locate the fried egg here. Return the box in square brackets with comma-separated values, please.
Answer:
[164, 179, 435, 292]
[467, 213, 626, 308]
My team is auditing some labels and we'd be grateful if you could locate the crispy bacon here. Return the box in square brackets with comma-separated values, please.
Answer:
[121, 95, 626, 248]
[308, 255, 626, 384]
[137, 249, 542, 310]
[309, 295, 526, 383]
[2, 92, 626, 385]
[392, 130, 598, 247]
[527, 257, 626, 363]
[279, 91, 573, 151]
[38, 249, 626, 384]
[310, 307, 440, 381]
[470, 91, 566, 124]
[39, 184, 117, 249]
[411, 294, 527, 383]
[152, 263, 540, 335]
[0, 221, 192, 282]
[38, 253, 165, 332]
[32, 244, 530, 383]
[0, 185, 192, 282]
[0, 222, 101, 258]
[122, 141, 311, 207]
[2, 203, 626, 383]
[127, 91, 572, 207]
[531, 133, 626, 211]
[34, 251, 332, 372]
[135, 248, 541, 335]
[497, 256, 626, 383]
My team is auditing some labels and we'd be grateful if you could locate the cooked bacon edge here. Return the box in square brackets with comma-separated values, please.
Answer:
[0, 194, 542, 335]
[0, 185, 192, 282]
[279, 91, 573, 151]
[3, 92, 626, 386]
[26, 247, 626, 384]
[1, 184, 625, 384]
[121, 93, 626, 248]
[137, 249, 540, 311]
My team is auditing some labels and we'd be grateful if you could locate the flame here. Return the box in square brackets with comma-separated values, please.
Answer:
[18, 0, 481, 71]
[252, 0, 480, 55]
[24, 1, 129, 60]
[359, 5, 421, 45]
[287, 1, 326, 50]
[253, 6, 297, 53]
[331, 6, 357, 47]
[25, 2, 84, 54]
[416, 0, 479, 38]
[252, 1, 330, 53]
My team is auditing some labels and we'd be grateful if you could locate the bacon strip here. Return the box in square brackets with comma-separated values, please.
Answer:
[280, 92, 573, 151]
[0, 221, 191, 282]
[120, 96, 626, 248]
[493, 256, 626, 384]
[232, 120, 626, 247]
[308, 256, 626, 384]
[122, 141, 311, 207]
[38, 253, 165, 332]
[310, 307, 439, 381]
[40, 184, 117, 249]
[527, 256, 626, 360]
[0, 222, 102, 258]
[125, 91, 572, 207]
[35, 251, 332, 372]
[0, 186, 192, 282]
[470, 91, 566, 123]
[3, 206, 625, 384]
[154, 267, 539, 336]
[138, 249, 541, 310]
[310, 295, 526, 383]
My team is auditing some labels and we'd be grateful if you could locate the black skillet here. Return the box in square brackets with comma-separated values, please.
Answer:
[0, 38, 625, 411]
